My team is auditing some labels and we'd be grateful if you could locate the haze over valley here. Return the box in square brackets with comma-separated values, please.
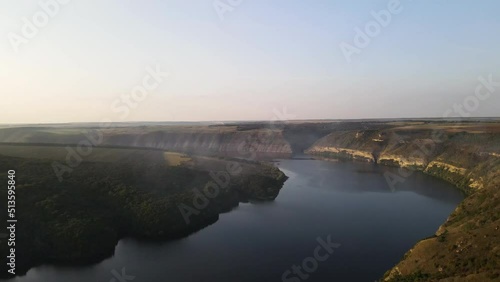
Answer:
[1, 1, 500, 281]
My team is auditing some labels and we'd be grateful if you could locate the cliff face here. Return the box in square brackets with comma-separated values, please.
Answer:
[0, 122, 392, 157]
[307, 127, 500, 281]
[305, 130, 380, 162]
[0, 127, 293, 157]
[103, 130, 293, 157]
[306, 145, 376, 162]
[307, 129, 499, 191]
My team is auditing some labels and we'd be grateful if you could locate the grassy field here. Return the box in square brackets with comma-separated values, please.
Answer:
[389, 122, 500, 133]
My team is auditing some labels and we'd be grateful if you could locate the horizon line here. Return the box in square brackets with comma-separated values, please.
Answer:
[2, 116, 500, 126]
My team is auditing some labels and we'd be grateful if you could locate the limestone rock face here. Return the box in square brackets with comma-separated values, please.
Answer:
[306, 128, 500, 281]
[0, 127, 294, 157]
[101, 130, 293, 156]
[305, 146, 375, 162]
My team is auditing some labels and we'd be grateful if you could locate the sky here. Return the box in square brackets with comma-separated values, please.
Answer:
[1, 0, 499, 123]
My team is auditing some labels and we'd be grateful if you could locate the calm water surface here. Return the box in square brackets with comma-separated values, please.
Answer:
[6, 159, 464, 282]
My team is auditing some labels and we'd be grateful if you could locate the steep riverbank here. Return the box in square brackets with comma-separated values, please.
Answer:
[0, 126, 293, 157]
[306, 126, 500, 281]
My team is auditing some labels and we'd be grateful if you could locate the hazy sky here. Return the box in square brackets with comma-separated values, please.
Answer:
[1, 0, 499, 123]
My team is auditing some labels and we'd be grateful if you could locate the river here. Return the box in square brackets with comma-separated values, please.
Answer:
[5, 158, 464, 282]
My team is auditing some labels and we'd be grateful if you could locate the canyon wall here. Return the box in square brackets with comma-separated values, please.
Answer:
[306, 127, 500, 281]
[0, 127, 293, 157]
[306, 129, 499, 192]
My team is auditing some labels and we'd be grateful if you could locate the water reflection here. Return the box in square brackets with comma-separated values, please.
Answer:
[284, 158, 465, 202]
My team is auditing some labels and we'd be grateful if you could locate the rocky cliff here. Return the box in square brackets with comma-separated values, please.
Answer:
[306, 125, 500, 281]
[0, 126, 293, 158]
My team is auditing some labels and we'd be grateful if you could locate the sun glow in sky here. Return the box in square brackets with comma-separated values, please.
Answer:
[1, 0, 499, 123]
